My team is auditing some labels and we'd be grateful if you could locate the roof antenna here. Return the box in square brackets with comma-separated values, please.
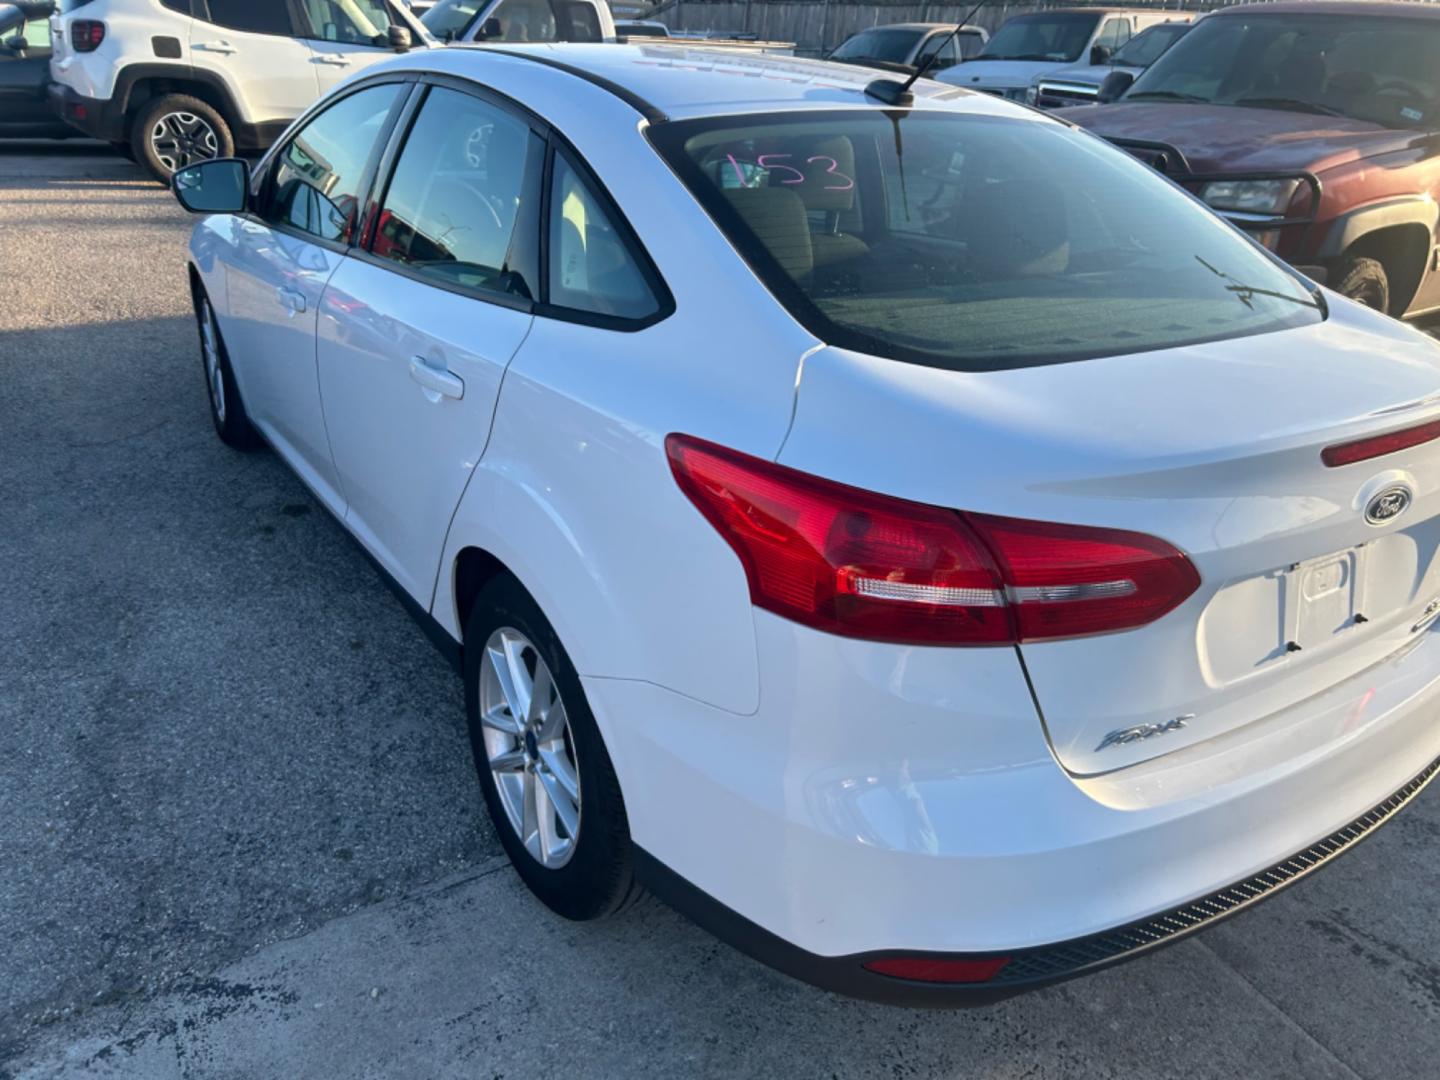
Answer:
[865, 0, 990, 107]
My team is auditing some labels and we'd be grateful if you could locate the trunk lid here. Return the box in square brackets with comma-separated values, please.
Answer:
[778, 302, 1440, 774]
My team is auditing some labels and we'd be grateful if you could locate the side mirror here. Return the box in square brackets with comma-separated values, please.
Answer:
[172, 158, 250, 214]
[478, 17, 502, 40]
[4, 33, 25, 52]
[1097, 69, 1135, 104]
[1090, 43, 1113, 67]
[388, 24, 411, 51]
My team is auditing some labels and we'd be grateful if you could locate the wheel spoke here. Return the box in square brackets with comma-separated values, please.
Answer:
[479, 704, 521, 737]
[489, 747, 526, 773]
[521, 769, 539, 857]
[528, 660, 553, 727]
[500, 632, 533, 722]
[538, 766, 579, 839]
[536, 694, 567, 740]
[538, 747, 578, 803]
[533, 770, 559, 863]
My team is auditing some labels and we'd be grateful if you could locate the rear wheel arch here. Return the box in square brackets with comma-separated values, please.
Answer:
[117, 68, 243, 138]
[453, 546, 512, 647]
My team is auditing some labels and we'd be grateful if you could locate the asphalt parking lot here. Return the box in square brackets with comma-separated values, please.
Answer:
[3, 141, 1440, 1080]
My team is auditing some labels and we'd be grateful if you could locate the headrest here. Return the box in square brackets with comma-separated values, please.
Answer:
[723, 187, 813, 282]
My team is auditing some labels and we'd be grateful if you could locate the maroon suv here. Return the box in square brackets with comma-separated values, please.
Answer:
[1061, 1, 1440, 317]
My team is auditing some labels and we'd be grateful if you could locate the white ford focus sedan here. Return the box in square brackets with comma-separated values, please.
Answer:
[170, 43, 1440, 1004]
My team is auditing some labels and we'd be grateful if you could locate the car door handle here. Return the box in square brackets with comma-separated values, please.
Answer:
[314, 56, 351, 67]
[277, 287, 306, 315]
[409, 356, 464, 400]
[195, 40, 237, 54]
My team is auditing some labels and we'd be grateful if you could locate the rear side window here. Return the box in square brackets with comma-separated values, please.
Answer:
[650, 110, 1322, 372]
[546, 153, 661, 322]
[264, 83, 403, 244]
[296, 0, 393, 44]
[373, 87, 545, 301]
[200, 0, 295, 36]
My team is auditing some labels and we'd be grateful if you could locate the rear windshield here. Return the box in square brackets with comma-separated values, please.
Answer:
[1128, 13, 1440, 129]
[831, 29, 924, 64]
[648, 110, 1322, 372]
[979, 13, 1100, 63]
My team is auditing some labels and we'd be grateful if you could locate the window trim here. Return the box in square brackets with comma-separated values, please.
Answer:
[251, 76, 417, 256]
[534, 140, 676, 332]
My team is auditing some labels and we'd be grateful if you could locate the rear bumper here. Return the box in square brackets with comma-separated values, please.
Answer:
[48, 83, 126, 143]
[635, 752, 1440, 1005]
[588, 610, 1440, 1003]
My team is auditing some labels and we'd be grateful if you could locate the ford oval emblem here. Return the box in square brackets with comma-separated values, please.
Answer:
[1366, 484, 1413, 526]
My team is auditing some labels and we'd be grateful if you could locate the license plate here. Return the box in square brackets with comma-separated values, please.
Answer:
[1282, 547, 1368, 652]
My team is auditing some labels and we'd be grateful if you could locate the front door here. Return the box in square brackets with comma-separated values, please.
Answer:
[223, 81, 407, 512]
[293, 0, 401, 93]
[0, 16, 53, 133]
[188, 0, 320, 127]
[316, 84, 544, 604]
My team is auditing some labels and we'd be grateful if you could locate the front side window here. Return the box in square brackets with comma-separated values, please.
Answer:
[650, 111, 1322, 373]
[265, 84, 402, 243]
[421, 0, 483, 39]
[979, 13, 1101, 63]
[296, 0, 393, 45]
[373, 87, 543, 300]
[916, 34, 960, 71]
[201, 0, 295, 36]
[1112, 23, 1188, 69]
[547, 153, 660, 321]
[957, 29, 985, 60]
[1096, 18, 1131, 51]
[1129, 13, 1440, 129]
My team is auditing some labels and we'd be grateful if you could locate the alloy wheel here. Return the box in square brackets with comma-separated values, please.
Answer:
[478, 627, 582, 868]
[151, 112, 220, 173]
[200, 299, 226, 424]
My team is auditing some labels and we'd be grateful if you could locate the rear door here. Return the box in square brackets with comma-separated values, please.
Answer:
[223, 80, 408, 513]
[189, 0, 319, 124]
[315, 82, 543, 604]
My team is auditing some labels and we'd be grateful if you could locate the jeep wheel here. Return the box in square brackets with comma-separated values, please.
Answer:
[132, 94, 234, 184]
[1335, 256, 1390, 314]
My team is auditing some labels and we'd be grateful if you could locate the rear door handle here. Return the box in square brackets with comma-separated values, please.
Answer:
[277, 286, 306, 315]
[195, 40, 237, 54]
[314, 56, 351, 67]
[409, 356, 464, 400]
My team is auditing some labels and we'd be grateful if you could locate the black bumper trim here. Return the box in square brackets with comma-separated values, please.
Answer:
[48, 83, 128, 143]
[635, 752, 1440, 1006]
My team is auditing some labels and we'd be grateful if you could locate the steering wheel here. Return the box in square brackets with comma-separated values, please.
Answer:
[1374, 79, 1427, 102]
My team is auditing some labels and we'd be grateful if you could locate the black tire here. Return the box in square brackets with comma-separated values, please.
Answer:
[193, 284, 260, 450]
[463, 576, 640, 921]
[131, 94, 234, 184]
[1335, 256, 1390, 313]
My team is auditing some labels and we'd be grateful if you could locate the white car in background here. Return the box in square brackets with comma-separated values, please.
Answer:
[48, 0, 432, 179]
[169, 43, 1440, 1003]
[937, 6, 1187, 101]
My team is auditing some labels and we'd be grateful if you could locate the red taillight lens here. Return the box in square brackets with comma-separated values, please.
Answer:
[863, 956, 1011, 983]
[1322, 418, 1440, 468]
[71, 21, 106, 52]
[964, 514, 1201, 642]
[667, 435, 1200, 646]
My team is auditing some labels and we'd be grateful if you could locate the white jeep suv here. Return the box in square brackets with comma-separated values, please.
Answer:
[48, 0, 430, 180]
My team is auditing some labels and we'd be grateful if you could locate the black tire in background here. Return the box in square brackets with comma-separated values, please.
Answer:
[1335, 256, 1391, 314]
[131, 93, 233, 184]
[463, 576, 642, 921]
[193, 285, 260, 451]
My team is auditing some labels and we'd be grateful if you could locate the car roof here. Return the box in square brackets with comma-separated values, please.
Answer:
[426, 43, 1033, 121]
[1210, 0, 1440, 17]
[847, 23, 975, 33]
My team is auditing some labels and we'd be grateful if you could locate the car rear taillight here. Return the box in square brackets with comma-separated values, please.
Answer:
[863, 956, 1011, 983]
[1322, 418, 1440, 468]
[666, 436, 1200, 646]
[71, 21, 106, 52]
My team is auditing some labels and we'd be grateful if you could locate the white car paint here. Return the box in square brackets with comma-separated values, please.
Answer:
[181, 43, 1440, 995]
